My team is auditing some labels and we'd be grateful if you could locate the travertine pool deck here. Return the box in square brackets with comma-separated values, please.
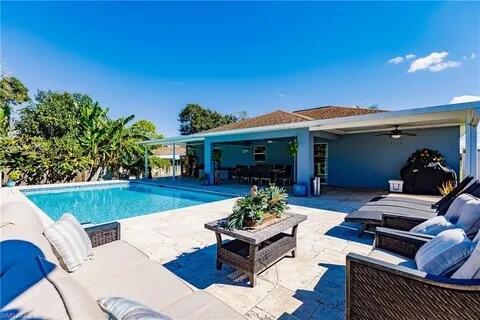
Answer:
[120, 187, 379, 320]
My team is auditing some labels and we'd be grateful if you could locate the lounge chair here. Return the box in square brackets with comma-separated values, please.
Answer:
[275, 165, 292, 186]
[345, 177, 479, 234]
[1, 201, 244, 319]
[346, 228, 480, 320]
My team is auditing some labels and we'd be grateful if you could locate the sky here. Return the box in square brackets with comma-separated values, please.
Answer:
[1, 1, 479, 137]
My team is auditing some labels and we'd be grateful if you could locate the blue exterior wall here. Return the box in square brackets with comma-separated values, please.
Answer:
[314, 126, 460, 189]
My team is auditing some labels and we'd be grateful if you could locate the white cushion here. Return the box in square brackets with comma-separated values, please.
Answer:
[44, 213, 93, 272]
[445, 194, 475, 223]
[98, 297, 171, 320]
[415, 229, 474, 276]
[410, 215, 456, 236]
[452, 242, 480, 279]
[455, 195, 480, 236]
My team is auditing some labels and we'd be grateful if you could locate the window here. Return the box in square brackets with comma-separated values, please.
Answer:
[253, 145, 266, 162]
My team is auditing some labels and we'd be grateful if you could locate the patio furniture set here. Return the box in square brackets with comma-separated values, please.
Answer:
[230, 164, 292, 186]
[3, 175, 480, 320]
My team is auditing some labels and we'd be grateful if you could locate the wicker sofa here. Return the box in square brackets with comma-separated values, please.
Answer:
[0, 201, 243, 320]
[346, 227, 480, 320]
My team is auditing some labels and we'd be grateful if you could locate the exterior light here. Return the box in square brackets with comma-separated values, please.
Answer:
[391, 134, 402, 139]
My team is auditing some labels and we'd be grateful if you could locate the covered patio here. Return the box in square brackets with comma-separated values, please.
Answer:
[141, 102, 479, 195]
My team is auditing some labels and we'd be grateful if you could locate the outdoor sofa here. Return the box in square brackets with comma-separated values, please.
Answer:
[0, 201, 243, 320]
[345, 176, 478, 234]
[346, 227, 480, 320]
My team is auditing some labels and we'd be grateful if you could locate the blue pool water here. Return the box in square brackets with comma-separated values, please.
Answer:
[23, 183, 230, 224]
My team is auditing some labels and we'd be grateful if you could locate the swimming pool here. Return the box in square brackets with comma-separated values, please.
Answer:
[23, 182, 231, 224]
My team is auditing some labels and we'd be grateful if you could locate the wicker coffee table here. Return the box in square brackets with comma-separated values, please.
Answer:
[204, 213, 307, 287]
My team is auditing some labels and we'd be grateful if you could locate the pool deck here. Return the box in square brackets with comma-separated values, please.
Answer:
[121, 179, 382, 320]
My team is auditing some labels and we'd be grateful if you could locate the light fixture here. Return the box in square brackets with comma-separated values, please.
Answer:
[267, 140, 273, 144]
[391, 134, 402, 139]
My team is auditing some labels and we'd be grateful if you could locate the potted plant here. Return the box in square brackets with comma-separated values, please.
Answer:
[226, 185, 289, 230]
[213, 148, 222, 184]
[287, 138, 307, 196]
[6, 170, 21, 187]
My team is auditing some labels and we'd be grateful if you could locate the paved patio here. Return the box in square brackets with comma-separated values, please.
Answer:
[121, 181, 382, 320]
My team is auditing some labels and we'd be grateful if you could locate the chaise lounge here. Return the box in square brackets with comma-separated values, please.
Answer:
[0, 201, 243, 320]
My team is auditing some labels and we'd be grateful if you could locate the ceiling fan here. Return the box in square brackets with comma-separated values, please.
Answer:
[375, 125, 417, 139]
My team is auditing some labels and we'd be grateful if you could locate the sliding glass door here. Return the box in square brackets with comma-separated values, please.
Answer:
[313, 143, 328, 184]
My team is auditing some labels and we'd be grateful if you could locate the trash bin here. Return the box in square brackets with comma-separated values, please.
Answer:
[312, 177, 321, 196]
[388, 180, 404, 193]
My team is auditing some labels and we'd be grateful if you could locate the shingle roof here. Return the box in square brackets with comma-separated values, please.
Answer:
[205, 110, 313, 133]
[293, 106, 384, 120]
[154, 145, 186, 156]
[204, 106, 385, 134]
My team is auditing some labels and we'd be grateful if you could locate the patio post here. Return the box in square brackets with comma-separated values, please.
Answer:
[204, 139, 213, 184]
[172, 143, 176, 180]
[144, 145, 148, 179]
[464, 123, 478, 179]
[296, 129, 314, 195]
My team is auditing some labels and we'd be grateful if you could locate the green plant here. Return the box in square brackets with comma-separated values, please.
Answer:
[263, 185, 289, 217]
[226, 185, 288, 230]
[408, 148, 445, 166]
[8, 170, 21, 181]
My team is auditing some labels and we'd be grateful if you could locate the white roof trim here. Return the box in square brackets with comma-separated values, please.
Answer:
[140, 101, 480, 145]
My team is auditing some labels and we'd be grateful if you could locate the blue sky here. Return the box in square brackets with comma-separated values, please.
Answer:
[1, 1, 479, 136]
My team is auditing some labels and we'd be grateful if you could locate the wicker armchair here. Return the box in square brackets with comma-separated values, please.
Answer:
[346, 228, 480, 320]
[84, 222, 121, 247]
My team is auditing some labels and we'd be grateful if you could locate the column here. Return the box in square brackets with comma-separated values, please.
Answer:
[296, 128, 314, 195]
[204, 139, 213, 184]
[464, 123, 478, 179]
[144, 146, 148, 179]
[172, 143, 176, 180]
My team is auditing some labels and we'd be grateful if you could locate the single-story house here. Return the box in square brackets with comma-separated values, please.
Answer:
[141, 102, 480, 193]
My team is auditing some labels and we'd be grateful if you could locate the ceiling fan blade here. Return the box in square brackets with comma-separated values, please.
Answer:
[402, 133, 417, 136]
[375, 133, 392, 136]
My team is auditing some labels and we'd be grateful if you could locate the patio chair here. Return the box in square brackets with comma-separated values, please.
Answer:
[275, 165, 292, 186]
[346, 228, 480, 320]
[250, 165, 262, 185]
[260, 164, 273, 186]
[345, 178, 480, 235]
[238, 165, 250, 184]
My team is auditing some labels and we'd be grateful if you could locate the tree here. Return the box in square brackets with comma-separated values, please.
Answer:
[178, 103, 241, 135]
[0, 76, 29, 136]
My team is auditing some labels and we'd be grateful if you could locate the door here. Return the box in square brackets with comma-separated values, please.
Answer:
[313, 143, 328, 184]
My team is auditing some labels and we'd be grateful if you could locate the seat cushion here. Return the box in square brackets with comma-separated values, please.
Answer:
[410, 215, 456, 236]
[415, 229, 474, 276]
[161, 291, 243, 320]
[452, 241, 480, 279]
[71, 240, 149, 285]
[1, 202, 59, 273]
[367, 249, 417, 269]
[98, 297, 172, 320]
[1, 257, 104, 320]
[454, 195, 480, 236]
[444, 194, 475, 223]
[83, 261, 194, 312]
[44, 213, 94, 272]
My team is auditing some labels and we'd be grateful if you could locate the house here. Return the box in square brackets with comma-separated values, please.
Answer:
[141, 102, 480, 193]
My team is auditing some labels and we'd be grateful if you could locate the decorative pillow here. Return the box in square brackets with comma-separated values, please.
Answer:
[452, 241, 480, 279]
[415, 229, 474, 276]
[444, 194, 475, 223]
[44, 213, 93, 272]
[455, 195, 480, 236]
[410, 215, 456, 236]
[98, 297, 172, 320]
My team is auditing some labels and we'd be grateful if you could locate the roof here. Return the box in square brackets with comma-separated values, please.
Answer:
[205, 110, 313, 133]
[293, 106, 384, 120]
[205, 106, 382, 133]
[153, 145, 186, 156]
[139, 101, 480, 145]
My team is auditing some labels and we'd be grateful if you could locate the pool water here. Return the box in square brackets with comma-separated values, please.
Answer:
[23, 183, 230, 224]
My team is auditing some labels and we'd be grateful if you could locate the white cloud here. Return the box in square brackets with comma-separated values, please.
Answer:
[408, 51, 461, 73]
[387, 56, 404, 64]
[463, 56, 468, 60]
[405, 53, 416, 60]
[278, 93, 286, 97]
[471, 53, 476, 59]
[450, 95, 480, 104]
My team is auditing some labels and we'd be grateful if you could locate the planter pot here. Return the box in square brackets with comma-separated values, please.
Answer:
[293, 184, 307, 197]
[6, 180, 16, 187]
[244, 213, 279, 229]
